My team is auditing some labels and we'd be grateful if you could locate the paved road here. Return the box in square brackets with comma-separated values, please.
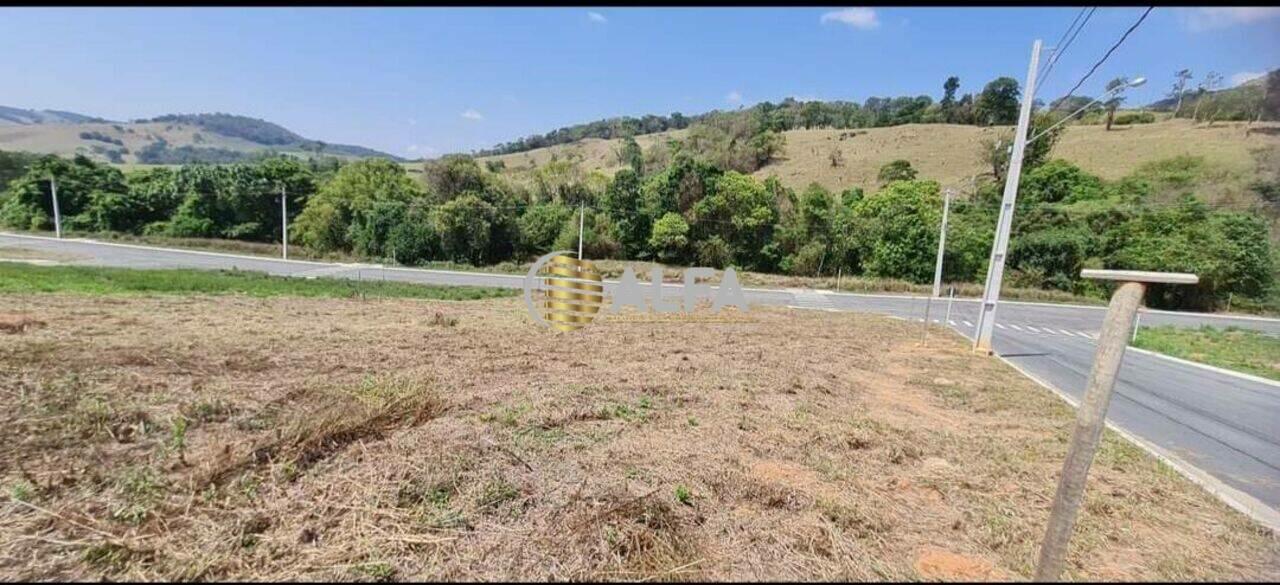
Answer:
[3, 232, 1278, 528]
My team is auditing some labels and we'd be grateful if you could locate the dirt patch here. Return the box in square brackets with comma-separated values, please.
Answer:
[0, 313, 45, 334]
[914, 548, 1008, 581]
[0, 293, 1276, 580]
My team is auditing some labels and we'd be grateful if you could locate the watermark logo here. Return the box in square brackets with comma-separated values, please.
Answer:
[523, 251, 749, 332]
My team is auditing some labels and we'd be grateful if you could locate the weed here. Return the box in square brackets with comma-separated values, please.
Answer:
[476, 478, 520, 510]
[350, 562, 397, 582]
[429, 312, 459, 327]
[82, 543, 134, 572]
[111, 466, 164, 525]
[7, 480, 36, 503]
[674, 485, 693, 506]
[181, 398, 237, 423]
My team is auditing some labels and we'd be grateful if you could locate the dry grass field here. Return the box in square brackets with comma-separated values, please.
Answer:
[480, 119, 1280, 203]
[2, 292, 1276, 580]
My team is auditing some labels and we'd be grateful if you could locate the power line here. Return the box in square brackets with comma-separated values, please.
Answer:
[1039, 7, 1095, 91]
[1059, 7, 1155, 103]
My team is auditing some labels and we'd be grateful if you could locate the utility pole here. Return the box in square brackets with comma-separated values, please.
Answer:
[921, 188, 955, 344]
[49, 176, 62, 239]
[1035, 269, 1198, 580]
[577, 202, 585, 259]
[932, 188, 954, 298]
[974, 39, 1042, 355]
[280, 184, 288, 260]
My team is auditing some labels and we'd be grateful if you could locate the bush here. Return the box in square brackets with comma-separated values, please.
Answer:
[649, 212, 690, 263]
[877, 159, 917, 184]
[1111, 111, 1155, 125]
[851, 180, 942, 283]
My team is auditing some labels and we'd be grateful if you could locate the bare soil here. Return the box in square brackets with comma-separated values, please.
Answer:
[1, 293, 1276, 580]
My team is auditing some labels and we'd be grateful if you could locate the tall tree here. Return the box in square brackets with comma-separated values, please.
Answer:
[941, 76, 960, 122]
[1193, 71, 1223, 122]
[1170, 69, 1193, 117]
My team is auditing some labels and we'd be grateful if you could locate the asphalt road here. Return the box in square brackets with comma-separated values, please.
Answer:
[3, 232, 1278, 528]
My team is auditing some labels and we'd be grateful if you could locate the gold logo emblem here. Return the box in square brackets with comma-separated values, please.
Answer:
[535, 254, 604, 332]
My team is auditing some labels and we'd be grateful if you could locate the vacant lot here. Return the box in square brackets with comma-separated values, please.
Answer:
[1, 293, 1276, 580]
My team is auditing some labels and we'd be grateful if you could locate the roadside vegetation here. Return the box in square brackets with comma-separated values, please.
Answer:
[0, 262, 515, 301]
[1, 74, 1276, 314]
[1133, 325, 1280, 381]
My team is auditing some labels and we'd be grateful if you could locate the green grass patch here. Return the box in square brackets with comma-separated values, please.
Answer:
[0, 262, 516, 301]
[1134, 325, 1280, 382]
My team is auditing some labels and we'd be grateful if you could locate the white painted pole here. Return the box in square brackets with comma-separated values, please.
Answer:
[280, 185, 288, 260]
[974, 39, 1043, 354]
[944, 286, 955, 326]
[49, 176, 62, 239]
[932, 188, 954, 298]
[577, 202, 585, 259]
[1132, 310, 1140, 344]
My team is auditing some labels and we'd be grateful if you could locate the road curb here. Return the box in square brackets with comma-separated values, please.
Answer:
[1126, 346, 1280, 390]
[996, 353, 1280, 533]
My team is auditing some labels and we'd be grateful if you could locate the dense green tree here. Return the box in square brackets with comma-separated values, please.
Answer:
[975, 77, 1021, 125]
[0, 155, 128, 231]
[518, 202, 574, 256]
[433, 193, 496, 264]
[294, 158, 422, 251]
[649, 212, 690, 263]
[877, 159, 918, 184]
[850, 180, 943, 283]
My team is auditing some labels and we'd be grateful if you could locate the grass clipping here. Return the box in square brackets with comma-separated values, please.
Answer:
[1, 293, 1276, 581]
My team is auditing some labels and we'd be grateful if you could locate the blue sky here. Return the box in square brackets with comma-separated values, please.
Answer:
[1, 7, 1276, 157]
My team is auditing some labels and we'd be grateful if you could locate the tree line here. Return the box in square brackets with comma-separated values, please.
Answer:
[478, 75, 1037, 157]
[0, 138, 1273, 312]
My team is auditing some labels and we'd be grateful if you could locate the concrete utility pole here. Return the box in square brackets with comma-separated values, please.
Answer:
[280, 185, 289, 260]
[1034, 269, 1198, 581]
[932, 188, 954, 298]
[921, 188, 956, 343]
[49, 176, 62, 239]
[577, 202, 585, 259]
[974, 39, 1042, 355]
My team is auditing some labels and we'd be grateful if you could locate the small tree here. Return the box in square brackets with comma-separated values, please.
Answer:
[1192, 71, 1223, 122]
[1103, 77, 1129, 131]
[975, 77, 1021, 125]
[878, 159, 917, 184]
[828, 147, 844, 168]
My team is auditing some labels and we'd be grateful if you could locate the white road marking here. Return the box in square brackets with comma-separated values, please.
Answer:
[948, 320, 957, 325]
[1009, 324, 1022, 331]
[1027, 326, 1042, 333]
[963, 320, 973, 327]
[996, 323, 1006, 330]
[1058, 329, 1076, 337]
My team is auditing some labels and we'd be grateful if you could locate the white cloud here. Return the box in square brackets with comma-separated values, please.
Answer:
[1184, 7, 1280, 31]
[820, 8, 880, 30]
[1230, 71, 1266, 87]
[461, 109, 484, 121]
[726, 90, 743, 105]
[587, 11, 607, 24]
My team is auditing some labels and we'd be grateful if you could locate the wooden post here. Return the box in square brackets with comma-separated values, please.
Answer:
[1034, 269, 1198, 581]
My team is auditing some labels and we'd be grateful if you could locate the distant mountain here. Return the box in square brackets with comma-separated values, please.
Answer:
[0, 105, 111, 125]
[0, 107, 404, 163]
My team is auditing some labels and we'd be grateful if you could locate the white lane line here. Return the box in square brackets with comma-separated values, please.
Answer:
[1058, 329, 1076, 337]
[963, 320, 973, 327]
[948, 320, 957, 325]
[996, 323, 1006, 329]
[1009, 324, 1022, 331]
[1026, 326, 1042, 333]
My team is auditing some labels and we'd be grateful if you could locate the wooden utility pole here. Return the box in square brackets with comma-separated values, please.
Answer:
[1034, 269, 1198, 581]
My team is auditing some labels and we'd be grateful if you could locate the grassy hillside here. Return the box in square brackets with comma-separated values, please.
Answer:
[0, 111, 401, 164]
[479, 118, 1280, 205]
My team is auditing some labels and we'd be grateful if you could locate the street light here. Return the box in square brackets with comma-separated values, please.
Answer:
[1027, 76, 1146, 145]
